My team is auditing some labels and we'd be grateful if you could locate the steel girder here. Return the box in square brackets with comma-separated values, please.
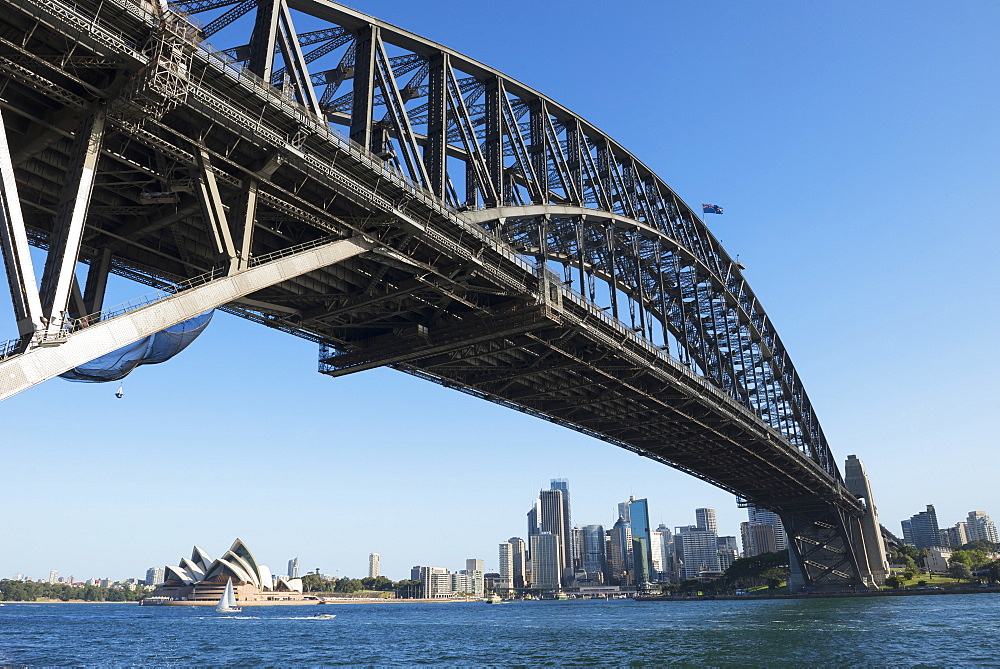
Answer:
[0, 0, 879, 590]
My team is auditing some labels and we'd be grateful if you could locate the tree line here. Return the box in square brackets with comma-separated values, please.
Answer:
[0, 580, 149, 602]
[299, 572, 421, 596]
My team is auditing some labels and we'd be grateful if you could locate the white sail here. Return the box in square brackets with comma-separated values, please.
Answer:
[216, 578, 237, 612]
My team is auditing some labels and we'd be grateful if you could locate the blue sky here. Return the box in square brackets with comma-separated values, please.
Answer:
[1, 1, 998, 581]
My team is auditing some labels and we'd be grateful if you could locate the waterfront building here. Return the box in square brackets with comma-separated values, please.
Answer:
[966, 511, 998, 544]
[901, 519, 913, 545]
[368, 553, 380, 579]
[145, 567, 165, 586]
[152, 539, 305, 605]
[925, 547, 952, 573]
[676, 525, 720, 580]
[905, 505, 941, 549]
[287, 557, 299, 579]
[48, 570, 57, 584]
[464, 559, 485, 597]
[417, 566, 452, 599]
[508, 537, 527, 588]
[607, 516, 632, 585]
[529, 532, 562, 590]
[695, 508, 717, 534]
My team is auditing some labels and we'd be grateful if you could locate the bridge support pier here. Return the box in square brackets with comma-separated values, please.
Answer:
[779, 454, 888, 592]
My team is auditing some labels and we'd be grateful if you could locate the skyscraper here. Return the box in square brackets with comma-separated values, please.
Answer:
[508, 537, 527, 588]
[539, 488, 569, 575]
[580, 524, 607, 580]
[622, 497, 653, 584]
[695, 508, 717, 534]
[526, 500, 540, 554]
[906, 505, 940, 549]
[676, 526, 721, 579]
[368, 553, 380, 579]
[607, 516, 632, 584]
[529, 533, 561, 590]
[464, 559, 485, 597]
[287, 557, 300, 579]
[744, 505, 787, 556]
[550, 479, 574, 569]
[966, 511, 998, 544]
[498, 542, 514, 591]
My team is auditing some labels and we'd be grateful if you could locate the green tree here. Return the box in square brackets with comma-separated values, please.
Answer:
[885, 575, 902, 589]
[948, 562, 972, 581]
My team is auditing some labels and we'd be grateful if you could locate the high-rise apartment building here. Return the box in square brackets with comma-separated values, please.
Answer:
[48, 570, 58, 584]
[287, 557, 300, 579]
[905, 505, 940, 549]
[145, 567, 165, 586]
[695, 508, 717, 535]
[940, 523, 968, 548]
[676, 525, 720, 580]
[368, 553, 380, 579]
[463, 558, 485, 597]
[744, 506, 787, 556]
[966, 511, 998, 544]
[529, 533, 561, 590]
[900, 519, 913, 545]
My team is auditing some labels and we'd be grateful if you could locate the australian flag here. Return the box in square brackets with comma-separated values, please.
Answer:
[702, 203, 724, 215]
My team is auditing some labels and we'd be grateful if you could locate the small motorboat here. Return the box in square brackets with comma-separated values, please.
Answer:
[311, 613, 336, 620]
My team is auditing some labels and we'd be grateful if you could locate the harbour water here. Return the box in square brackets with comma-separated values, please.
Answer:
[2, 595, 998, 665]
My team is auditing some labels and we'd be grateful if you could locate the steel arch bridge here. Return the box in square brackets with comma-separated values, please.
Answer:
[0, 0, 888, 590]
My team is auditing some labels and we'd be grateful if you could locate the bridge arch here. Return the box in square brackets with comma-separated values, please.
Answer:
[0, 0, 888, 590]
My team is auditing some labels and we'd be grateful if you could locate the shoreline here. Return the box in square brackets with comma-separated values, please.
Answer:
[637, 586, 1000, 602]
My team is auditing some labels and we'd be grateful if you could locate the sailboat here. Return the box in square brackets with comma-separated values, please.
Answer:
[216, 578, 241, 613]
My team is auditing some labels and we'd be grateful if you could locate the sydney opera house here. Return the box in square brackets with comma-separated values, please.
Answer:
[148, 538, 314, 605]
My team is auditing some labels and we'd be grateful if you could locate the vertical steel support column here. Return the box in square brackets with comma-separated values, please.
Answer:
[529, 100, 547, 205]
[38, 108, 107, 335]
[566, 119, 583, 207]
[276, 1, 322, 117]
[350, 24, 378, 151]
[0, 108, 43, 337]
[194, 148, 237, 274]
[82, 247, 112, 315]
[484, 76, 504, 208]
[425, 52, 449, 199]
[575, 218, 587, 297]
[233, 180, 259, 272]
[606, 225, 619, 320]
[247, 0, 281, 78]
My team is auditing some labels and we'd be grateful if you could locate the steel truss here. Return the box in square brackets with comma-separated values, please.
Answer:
[0, 0, 882, 591]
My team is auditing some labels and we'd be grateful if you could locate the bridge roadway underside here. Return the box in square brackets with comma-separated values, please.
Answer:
[0, 0, 871, 590]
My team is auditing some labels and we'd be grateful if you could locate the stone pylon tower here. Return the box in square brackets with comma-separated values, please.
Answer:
[844, 455, 890, 586]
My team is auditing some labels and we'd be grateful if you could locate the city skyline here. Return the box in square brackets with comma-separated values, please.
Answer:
[1, 1, 997, 580]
